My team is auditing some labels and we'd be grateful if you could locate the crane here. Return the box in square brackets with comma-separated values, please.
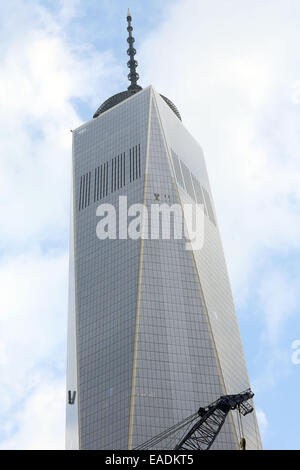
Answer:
[134, 389, 254, 450]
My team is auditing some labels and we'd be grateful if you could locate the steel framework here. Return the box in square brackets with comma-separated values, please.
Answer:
[134, 389, 254, 450]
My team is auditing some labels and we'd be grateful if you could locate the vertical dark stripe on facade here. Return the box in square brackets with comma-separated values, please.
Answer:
[129, 148, 132, 183]
[95, 167, 98, 202]
[88, 171, 91, 206]
[113, 158, 115, 192]
[79, 176, 82, 211]
[135, 145, 138, 180]
[81, 175, 84, 210]
[82, 174, 86, 210]
[82, 173, 85, 208]
[138, 144, 141, 178]
[84, 174, 87, 208]
[82, 173, 88, 209]
[133, 146, 135, 180]
[103, 164, 106, 199]
[99, 165, 102, 200]
[111, 159, 114, 193]
[134, 146, 136, 180]
[94, 169, 97, 203]
[106, 163, 108, 196]
[102, 163, 106, 197]
[120, 154, 122, 188]
[97, 167, 100, 201]
[84, 173, 87, 208]
[123, 152, 126, 187]
[82, 174, 85, 208]
[132, 146, 135, 181]
[117, 155, 120, 190]
[85, 173, 88, 208]
[106, 162, 108, 196]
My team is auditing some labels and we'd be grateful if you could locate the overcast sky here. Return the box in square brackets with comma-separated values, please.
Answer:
[0, 0, 299, 450]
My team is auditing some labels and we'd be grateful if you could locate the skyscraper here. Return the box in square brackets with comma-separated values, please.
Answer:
[66, 10, 262, 450]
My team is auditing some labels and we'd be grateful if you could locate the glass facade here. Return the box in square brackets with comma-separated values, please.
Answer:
[154, 90, 262, 449]
[66, 86, 262, 450]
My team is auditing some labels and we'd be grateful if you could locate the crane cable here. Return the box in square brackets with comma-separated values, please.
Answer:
[134, 411, 198, 450]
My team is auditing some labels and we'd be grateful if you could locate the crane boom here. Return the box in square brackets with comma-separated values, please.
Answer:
[134, 389, 254, 450]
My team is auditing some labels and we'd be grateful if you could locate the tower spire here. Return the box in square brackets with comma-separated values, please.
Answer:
[126, 9, 142, 91]
[93, 9, 181, 120]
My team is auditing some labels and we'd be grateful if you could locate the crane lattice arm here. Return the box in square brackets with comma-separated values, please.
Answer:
[134, 389, 254, 450]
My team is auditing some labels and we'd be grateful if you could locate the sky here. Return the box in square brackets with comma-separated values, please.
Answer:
[0, 0, 299, 450]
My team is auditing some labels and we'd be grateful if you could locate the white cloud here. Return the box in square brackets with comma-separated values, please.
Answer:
[256, 409, 268, 437]
[0, 250, 68, 416]
[0, 341, 7, 367]
[0, 377, 66, 450]
[58, 0, 82, 24]
[291, 81, 300, 104]
[258, 270, 300, 344]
